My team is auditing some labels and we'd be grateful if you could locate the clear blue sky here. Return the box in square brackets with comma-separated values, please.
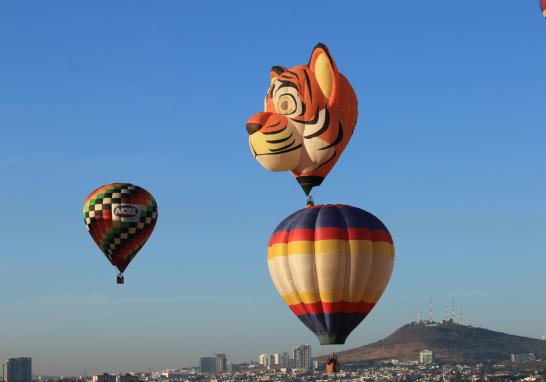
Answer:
[1, 0, 545, 376]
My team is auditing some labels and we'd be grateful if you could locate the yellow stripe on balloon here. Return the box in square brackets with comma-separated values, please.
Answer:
[281, 289, 387, 305]
[352, 240, 395, 257]
[288, 240, 316, 254]
[268, 240, 394, 259]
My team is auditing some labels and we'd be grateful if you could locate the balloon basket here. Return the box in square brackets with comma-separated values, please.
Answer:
[117, 273, 124, 284]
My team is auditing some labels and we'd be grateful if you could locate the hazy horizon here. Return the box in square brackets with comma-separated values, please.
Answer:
[1, 0, 545, 376]
[5, 319, 544, 377]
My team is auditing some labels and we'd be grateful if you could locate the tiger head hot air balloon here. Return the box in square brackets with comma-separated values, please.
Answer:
[83, 183, 158, 284]
[267, 204, 394, 345]
[246, 43, 358, 196]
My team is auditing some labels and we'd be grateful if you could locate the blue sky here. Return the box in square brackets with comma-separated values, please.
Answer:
[1, 0, 545, 376]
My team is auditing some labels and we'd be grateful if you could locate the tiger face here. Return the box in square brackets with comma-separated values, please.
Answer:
[246, 43, 358, 194]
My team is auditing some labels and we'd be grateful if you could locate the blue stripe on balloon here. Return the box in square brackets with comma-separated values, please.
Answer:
[273, 205, 389, 232]
[296, 312, 369, 337]
[273, 208, 306, 232]
[338, 205, 388, 231]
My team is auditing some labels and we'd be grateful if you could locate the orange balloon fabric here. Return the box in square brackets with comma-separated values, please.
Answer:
[246, 43, 358, 195]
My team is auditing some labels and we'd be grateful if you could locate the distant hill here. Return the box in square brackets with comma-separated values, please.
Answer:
[316, 321, 546, 363]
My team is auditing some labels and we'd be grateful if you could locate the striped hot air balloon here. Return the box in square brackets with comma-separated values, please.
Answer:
[541, 0, 546, 18]
[267, 204, 394, 345]
[83, 183, 158, 284]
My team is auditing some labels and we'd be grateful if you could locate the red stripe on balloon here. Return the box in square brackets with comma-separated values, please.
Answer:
[294, 228, 347, 241]
[349, 228, 393, 244]
[289, 301, 375, 315]
[269, 228, 392, 246]
[268, 231, 290, 246]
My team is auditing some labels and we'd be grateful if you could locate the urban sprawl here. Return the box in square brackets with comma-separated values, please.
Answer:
[3, 349, 546, 382]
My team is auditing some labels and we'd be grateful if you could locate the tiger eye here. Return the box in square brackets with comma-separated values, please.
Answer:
[277, 94, 296, 115]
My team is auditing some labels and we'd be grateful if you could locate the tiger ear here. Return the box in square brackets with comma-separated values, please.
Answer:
[309, 43, 339, 107]
[270, 66, 287, 82]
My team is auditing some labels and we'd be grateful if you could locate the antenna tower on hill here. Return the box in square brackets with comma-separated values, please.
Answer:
[429, 296, 433, 322]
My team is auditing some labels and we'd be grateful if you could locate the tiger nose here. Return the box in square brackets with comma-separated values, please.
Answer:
[246, 123, 262, 135]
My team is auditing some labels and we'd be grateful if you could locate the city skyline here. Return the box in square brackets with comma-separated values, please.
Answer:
[1, 0, 545, 376]
[3, 316, 545, 377]
[2, 343, 544, 380]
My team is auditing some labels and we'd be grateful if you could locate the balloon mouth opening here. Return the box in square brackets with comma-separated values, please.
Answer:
[316, 332, 348, 345]
[296, 176, 324, 196]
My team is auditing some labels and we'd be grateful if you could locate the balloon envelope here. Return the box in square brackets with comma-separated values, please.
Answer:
[542, 0, 546, 18]
[267, 204, 394, 345]
[246, 43, 358, 195]
[83, 183, 158, 275]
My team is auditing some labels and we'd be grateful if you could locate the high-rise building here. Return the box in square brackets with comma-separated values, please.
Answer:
[280, 352, 290, 368]
[269, 354, 276, 368]
[271, 353, 280, 367]
[419, 350, 434, 365]
[293, 345, 312, 369]
[3, 358, 32, 382]
[258, 354, 269, 368]
[92, 374, 115, 382]
[215, 354, 227, 373]
[199, 357, 216, 373]
[115, 374, 138, 382]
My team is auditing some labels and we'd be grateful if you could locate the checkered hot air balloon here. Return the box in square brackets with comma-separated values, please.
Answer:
[267, 204, 394, 345]
[83, 183, 158, 284]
